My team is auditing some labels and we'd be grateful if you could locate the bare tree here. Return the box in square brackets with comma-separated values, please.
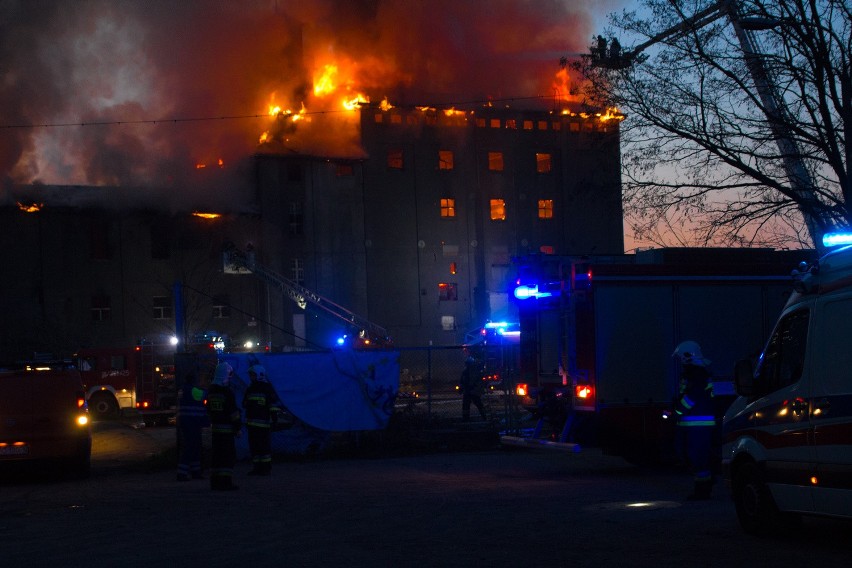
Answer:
[571, 0, 850, 251]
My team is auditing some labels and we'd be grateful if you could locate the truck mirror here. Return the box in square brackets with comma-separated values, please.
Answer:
[733, 358, 755, 397]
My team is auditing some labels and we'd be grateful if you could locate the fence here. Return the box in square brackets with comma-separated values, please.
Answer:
[393, 345, 529, 434]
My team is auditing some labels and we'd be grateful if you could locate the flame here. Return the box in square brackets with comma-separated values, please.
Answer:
[598, 107, 625, 122]
[313, 64, 339, 97]
[380, 97, 393, 111]
[195, 163, 206, 169]
[343, 93, 369, 110]
[17, 201, 43, 213]
[192, 212, 221, 219]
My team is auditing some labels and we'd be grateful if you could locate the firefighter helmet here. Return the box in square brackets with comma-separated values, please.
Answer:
[213, 362, 233, 385]
[248, 365, 267, 382]
[672, 340, 710, 367]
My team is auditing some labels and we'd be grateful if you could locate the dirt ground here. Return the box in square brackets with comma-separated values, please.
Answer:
[2, 420, 851, 568]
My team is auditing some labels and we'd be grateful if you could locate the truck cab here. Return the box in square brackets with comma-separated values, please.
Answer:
[723, 237, 852, 533]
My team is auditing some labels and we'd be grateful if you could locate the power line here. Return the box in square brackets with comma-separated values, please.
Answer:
[0, 94, 569, 130]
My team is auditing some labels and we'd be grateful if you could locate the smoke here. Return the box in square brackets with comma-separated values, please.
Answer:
[1, 0, 600, 198]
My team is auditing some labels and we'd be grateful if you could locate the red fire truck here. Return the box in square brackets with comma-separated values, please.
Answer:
[77, 339, 218, 424]
[510, 248, 815, 463]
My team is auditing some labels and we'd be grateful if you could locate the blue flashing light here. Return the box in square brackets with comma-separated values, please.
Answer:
[336, 335, 347, 346]
[822, 232, 852, 248]
[513, 284, 553, 300]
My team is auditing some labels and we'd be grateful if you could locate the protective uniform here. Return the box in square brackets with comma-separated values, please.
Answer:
[672, 341, 716, 500]
[460, 356, 487, 421]
[242, 365, 282, 475]
[207, 362, 241, 491]
[176, 373, 207, 481]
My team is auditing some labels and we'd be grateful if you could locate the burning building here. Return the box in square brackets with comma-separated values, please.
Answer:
[0, 1, 623, 358]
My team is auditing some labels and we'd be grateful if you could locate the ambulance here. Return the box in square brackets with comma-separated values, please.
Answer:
[723, 233, 852, 534]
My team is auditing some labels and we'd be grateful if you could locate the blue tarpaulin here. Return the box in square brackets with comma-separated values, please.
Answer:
[216, 349, 399, 457]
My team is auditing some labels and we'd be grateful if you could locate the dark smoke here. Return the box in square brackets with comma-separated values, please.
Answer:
[1, 0, 605, 199]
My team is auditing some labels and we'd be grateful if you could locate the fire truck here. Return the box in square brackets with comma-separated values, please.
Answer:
[509, 248, 816, 463]
[77, 338, 218, 424]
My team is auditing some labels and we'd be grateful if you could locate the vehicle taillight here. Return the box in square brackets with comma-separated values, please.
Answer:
[573, 383, 595, 411]
[136, 401, 150, 409]
[77, 398, 86, 408]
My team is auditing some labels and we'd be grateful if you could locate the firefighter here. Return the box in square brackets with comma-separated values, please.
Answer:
[672, 340, 716, 500]
[175, 372, 207, 481]
[242, 364, 282, 475]
[207, 362, 242, 491]
[460, 354, 487, 421]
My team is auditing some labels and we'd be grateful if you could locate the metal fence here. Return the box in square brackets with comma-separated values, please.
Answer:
[393, 345, 530, 434]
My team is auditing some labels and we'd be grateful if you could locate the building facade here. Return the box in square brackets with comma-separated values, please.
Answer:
[1, 106, 622, 360]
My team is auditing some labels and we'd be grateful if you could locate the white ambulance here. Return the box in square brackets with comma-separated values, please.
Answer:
[723, 235, 852, 534]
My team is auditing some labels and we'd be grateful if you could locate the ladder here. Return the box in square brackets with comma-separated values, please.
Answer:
[223, 244, 391, 346]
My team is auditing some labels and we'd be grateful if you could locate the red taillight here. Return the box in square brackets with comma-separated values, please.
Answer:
[77, 398, 86, 408]
[575, 385, 593, 399]
[136, 401, 150, 409]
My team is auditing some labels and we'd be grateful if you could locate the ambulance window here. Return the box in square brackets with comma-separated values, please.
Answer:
[818, 298, 852, 393]
[757, 309, 809, 392]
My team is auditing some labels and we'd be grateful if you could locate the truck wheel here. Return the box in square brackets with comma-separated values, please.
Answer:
[732, 461, 800, 535]
[88, 393, 119, 420]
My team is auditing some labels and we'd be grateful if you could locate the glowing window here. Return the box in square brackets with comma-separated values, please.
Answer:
[374, 113, 383, 123]
[488, 152, 504, 171]
[490, 118, 501, 128]
[552, 122, 561, 131]
[490, 199, 506, 221]
[505, 119, 517, 129]
[441, 315, 456, 331]
[523, 120, 534, 130]
[476, 117, 486, 127]
[569, 122, 580, 132]
[439, 150, 454, 170]
[536, 153, 552, 173]
[387, 149, 404, 170]
[438, 282, 458, 301]
[538, 120, 548, 130]
[390, 114, 402, 124]
[450, 262, 457, 275]
[538, 199, 554, 219]
[440, 198, 456, 217]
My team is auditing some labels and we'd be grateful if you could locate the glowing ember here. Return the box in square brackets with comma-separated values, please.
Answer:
[17, 201, 43, 213]
[192, 212, 221, 219]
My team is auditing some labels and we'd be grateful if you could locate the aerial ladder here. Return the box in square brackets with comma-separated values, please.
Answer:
[578, 0, 826, 249]
[223, 244, 391, 347]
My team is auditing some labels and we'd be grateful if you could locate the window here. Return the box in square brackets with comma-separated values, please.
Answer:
[438, 282, 458, 301]
[150, 219, 170, 259]
[438, 150, 454, 170]
[440, 198, 456, 218]
[441, 315, 456, 331]
[537, 120, 548, 130]
[153, 296, 173, 320]
[505, 119, 517, 129]
[289, 201, 304, 236]
[488, 152, 504, 171]
[291, 258, 304, 286]
[336, 163, 354, 176]
[536, 153, 552, 173]
[89, 218, 110, 260]
[390, 113, 402, 124]
[212, 294, 231, 319]
[523, 120, 534, 130]
[756, 309, 809, 392]
[91, 295, 111, 322]
[489, 118, 501, 128]
[490, 199, 506, 221]
[476, 117, 486, 127]
[538, 199, 554, 219]
[287, 163, 302, 182]
[374, 112, 383, 123]
[387, 148, 404, 170]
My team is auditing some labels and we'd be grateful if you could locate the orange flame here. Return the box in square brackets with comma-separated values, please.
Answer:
[192, 212, 221, 219]
[17, 201, 43, 213]
[343, 93, 369, 110]
[313, 64, 339, 97]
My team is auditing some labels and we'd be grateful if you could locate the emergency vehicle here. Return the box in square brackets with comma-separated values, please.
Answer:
[509, 248, 813, 463]
[77, 338, 218, 424]
[0, 361, 91, 477]
[724, 234, 852, 533]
